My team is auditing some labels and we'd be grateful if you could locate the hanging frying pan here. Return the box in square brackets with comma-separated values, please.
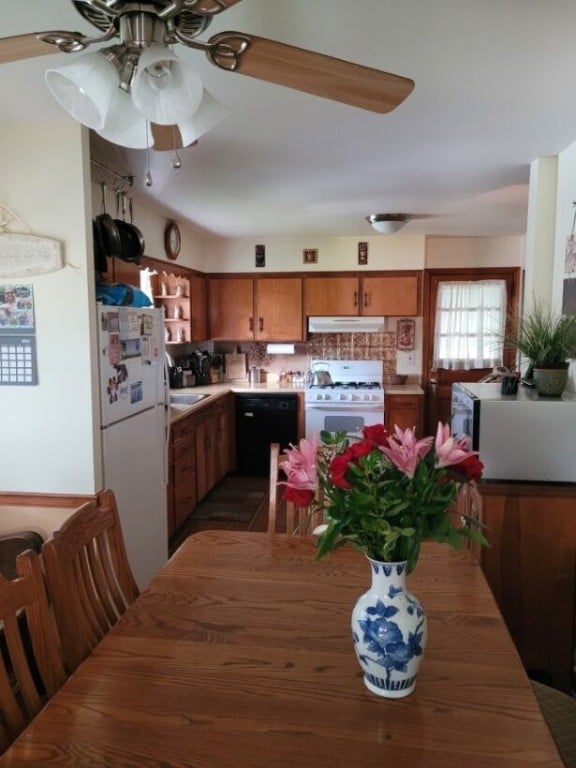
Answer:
[95, 182, 121, 259]
[114, 192, 144, 264]
[92, 218, 108, 274]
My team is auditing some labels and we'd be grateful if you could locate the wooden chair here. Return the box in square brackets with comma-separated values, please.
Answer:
[268, 443, 324, 535]
[41, 489, 139, 674]
[0, 549, 67, 752]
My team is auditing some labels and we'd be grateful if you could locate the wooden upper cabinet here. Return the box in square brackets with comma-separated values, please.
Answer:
[209, 276, 304, 341]
[362, 274, 420, 316]
[209, 278, 254, 340]
[255, 278, 303, 341]
[304, 274, 420, 317]
[189, 274, 207, 341]
[304, 276, 360, 315]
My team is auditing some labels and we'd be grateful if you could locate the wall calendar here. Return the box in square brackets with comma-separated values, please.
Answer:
[0, 283, 38, 385]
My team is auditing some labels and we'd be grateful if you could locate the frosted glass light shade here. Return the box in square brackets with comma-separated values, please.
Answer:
[97, 88, 153, 149]
[366, 214, 409, 234]
[45, 53, 119, 130]
[132, 44, 203, 124]
[176, 88, 230, 146]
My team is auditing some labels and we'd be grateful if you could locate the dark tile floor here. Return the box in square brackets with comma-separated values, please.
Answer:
[169, 474, 269, 555]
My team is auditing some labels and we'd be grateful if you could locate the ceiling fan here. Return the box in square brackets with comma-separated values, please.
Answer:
[0, 0, 415, 151]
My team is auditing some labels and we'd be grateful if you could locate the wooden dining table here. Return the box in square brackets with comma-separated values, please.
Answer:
[0, 531, 563, 767]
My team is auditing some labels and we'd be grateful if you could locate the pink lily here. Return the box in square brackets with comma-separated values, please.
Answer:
[434, 422, 475, 468]
[381, 425, 433, 479]
[279, 433, 318, 491]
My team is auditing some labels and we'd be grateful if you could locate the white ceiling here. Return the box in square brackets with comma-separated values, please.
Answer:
[3, 0, 576, 239]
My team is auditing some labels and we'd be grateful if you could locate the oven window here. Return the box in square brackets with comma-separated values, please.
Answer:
[324, 415, 371, 435]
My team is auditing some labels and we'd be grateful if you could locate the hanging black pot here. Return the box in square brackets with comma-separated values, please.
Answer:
[92, 219, 108, 274]
[95, 182, 121, 259]
[114, 192, 145, 264]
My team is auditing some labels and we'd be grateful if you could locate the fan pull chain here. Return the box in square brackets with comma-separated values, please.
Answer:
[145, 121, 153, 188]
[171, 126, 182, 169]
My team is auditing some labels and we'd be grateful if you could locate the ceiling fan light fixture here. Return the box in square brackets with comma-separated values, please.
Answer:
[175, 88, 230, 146]
[366, 213, 410, 235]
[45, 52, 119, 130]
[131, 44, 204, 125]
[96, 88, 153, 149]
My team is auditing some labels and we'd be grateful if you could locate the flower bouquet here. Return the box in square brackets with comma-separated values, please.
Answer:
[280, 422, 487, 698]
[280, 422, 487, 573]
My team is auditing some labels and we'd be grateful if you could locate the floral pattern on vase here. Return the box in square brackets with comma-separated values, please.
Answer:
[351, 559, 427, 698]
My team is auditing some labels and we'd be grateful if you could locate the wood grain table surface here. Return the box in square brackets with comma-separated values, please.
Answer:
[0, 531, 563, 767]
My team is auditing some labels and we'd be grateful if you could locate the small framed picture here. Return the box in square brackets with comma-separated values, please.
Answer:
[303, 248, 318, 264]
[255, 244, 265, 268]
[397, 318, 416, 351]
[358, 241, 368, 265]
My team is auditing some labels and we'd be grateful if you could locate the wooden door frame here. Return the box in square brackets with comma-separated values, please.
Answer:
[422, 267, 522, 432]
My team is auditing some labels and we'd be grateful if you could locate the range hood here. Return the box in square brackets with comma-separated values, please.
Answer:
[308, 316, 385, 333]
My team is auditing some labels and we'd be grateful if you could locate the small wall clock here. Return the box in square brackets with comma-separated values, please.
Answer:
[164, 220, 181, 260]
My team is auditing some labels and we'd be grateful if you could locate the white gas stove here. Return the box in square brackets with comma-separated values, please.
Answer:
[305, 360, 385, 438]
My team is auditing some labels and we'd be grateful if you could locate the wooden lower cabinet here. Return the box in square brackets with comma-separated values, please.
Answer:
[385, 393, 423, 435]
[168, 394, 233, 537]
[470, 481, 576, 692]
[168, 414, 197, 538]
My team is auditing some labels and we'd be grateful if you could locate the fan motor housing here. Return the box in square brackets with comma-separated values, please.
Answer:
[72, 1, 212, 42]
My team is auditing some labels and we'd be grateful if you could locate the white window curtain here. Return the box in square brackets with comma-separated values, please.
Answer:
[433, 280, 507, 370]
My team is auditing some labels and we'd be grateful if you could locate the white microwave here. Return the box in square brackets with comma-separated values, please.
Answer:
[451, 382, 576, 482]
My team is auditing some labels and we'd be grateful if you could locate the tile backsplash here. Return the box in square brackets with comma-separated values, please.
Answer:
[215, 332, 401, 381]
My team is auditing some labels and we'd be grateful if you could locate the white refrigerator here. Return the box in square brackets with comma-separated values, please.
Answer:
[96, 304, 168, 590]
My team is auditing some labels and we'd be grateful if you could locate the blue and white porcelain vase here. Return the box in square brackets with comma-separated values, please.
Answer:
[351, 558, 428, 698]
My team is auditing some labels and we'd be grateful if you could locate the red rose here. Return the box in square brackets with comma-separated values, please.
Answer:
[329, 454, 352, 489]
[448, 455, 484, 483]
[362, 424, 388, 446]
[284, 486, 315, 507]
[347, 440, 374, 460]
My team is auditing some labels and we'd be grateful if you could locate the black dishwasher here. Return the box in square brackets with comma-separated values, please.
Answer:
[235, 394, 298, 476]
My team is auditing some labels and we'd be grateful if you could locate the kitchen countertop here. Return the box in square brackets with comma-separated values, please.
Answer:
[169, 381, 423, 423]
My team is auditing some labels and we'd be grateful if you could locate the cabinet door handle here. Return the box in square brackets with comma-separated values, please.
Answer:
[249, 317, 254, 331]
[353, 291, 358, 307]
[259, 317, 264, 332]
[364, 291, 369, 307]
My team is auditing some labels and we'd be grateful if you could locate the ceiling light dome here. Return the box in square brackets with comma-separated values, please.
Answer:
[366, 213, 410, 235]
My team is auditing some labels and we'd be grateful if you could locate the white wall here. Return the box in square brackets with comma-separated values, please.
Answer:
[0, 121, 100, 494]
[425, 236, 524, 268]
[203, 234, 427, 272]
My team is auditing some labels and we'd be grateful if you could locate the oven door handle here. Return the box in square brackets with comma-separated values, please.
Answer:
[305, 403, 383, 411]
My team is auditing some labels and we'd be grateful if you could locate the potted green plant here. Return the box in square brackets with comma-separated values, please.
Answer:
[505, 299, 576, 396]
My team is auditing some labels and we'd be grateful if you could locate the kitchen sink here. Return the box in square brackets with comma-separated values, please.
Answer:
[169, 393, 209, 407]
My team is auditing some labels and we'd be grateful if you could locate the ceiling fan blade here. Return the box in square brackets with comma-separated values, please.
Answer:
[218, 34, 414, 114]
[151, 124, 198, 152]
[0, 34, 57, 64]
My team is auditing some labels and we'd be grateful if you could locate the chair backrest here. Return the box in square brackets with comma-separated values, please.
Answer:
[41, 489, 139, 673]
[268, 443, 322, 535]
[0, 549, 67, 752]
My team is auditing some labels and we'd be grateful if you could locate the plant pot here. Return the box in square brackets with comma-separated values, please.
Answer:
[351, 558, 427, 698]
[533, 365, 569, 397]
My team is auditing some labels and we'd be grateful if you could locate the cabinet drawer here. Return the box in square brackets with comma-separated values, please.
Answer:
[172, 415, 195, 442]
[173, 433, 196, 462]
[387, 396, 421, 409]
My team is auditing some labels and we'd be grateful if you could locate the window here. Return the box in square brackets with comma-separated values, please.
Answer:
[433, 280, 507, 369]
